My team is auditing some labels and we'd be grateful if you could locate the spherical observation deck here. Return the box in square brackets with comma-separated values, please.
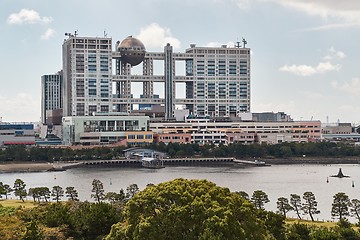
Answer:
[117, 36, 146, 66]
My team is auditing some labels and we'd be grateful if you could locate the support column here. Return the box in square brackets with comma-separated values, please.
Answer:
[164, 43, 175, 120]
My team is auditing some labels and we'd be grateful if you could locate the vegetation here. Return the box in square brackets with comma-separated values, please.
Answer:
[91, 179, 105, 203]
[331, 192, 351, 221]
[106, 178, 279, 240]
[251, 189, 270, 210]
[290, 194, 302, 220]
[2, 141, 360, 163]
[1, 178, 360, 239]
[302, 192, 320, 221]
[277, 197, 293, 217]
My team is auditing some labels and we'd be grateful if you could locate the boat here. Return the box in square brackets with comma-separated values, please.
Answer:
[254, 159, 270, 166]
[141, 156, 165, 169]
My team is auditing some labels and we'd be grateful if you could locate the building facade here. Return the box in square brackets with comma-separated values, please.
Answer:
[150, 119, 321, 145]
[184, 44, 251, 117]
[0, 123, 36, 146]
[62, 114, 151, 146]
[41, 71, 63, 124]
[62, 34, 250, 119]
[62, 36, 113, 117]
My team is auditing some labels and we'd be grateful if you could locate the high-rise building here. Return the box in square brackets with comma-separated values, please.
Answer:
[62, 35, 113, 117]
[41, 71, 63, 124]
[184, 43, 251, 117]
[62, 34, 251, 119]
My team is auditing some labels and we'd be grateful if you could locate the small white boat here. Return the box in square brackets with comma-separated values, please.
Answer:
[141, 157, 165, 169]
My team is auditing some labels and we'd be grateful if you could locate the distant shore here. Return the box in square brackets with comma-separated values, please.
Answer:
[0, 162, 55, 173]
[1, 157, 360, 173]
[261, 157, 360, 165]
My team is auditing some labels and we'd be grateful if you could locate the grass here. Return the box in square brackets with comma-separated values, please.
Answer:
[286, 218, 337, 227]
[0, 199, 38, 209]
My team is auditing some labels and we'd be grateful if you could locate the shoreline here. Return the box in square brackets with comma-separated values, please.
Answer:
[1, 157, 360, 173]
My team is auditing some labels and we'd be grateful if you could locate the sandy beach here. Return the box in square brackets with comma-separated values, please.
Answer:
[0, 162, 55, 173]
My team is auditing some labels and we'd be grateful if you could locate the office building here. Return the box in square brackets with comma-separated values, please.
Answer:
[62, 35, 113, 117]
[41, 71, 63, 124]
[62, 114, 152, 146]
[150, 119, 321, 145]
[62, 34, 251, 120]
[0, 123, 36, 146]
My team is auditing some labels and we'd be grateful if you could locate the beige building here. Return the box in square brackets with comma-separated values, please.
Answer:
[62, 114, 151, 146]
[151, 120, 321, 145]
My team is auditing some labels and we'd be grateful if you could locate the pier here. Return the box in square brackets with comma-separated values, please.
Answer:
[78, 157, 268, 168]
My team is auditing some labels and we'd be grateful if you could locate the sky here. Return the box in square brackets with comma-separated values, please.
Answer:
[1, 0, 360, 125]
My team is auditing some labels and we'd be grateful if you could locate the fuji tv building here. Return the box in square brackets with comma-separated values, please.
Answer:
[62, 34, 251, 120]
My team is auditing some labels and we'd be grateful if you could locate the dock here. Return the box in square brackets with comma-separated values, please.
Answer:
[78, 157, 269, 168]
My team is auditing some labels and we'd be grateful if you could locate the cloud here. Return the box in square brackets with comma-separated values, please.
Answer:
[0, 93, 39, 122]
[7, 9, 52, 25]
[41, 28, 57, 40]
[323, 47, 346, 60]
[136, 23, 181, 50]
[231, 0, 250, 9]
[331, 78, 360, 96]
[259, 0, 360, 29]
[279, 61, 341, 76]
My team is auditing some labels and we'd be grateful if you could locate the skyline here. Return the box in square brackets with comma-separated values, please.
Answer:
[1, 0, 360, 124]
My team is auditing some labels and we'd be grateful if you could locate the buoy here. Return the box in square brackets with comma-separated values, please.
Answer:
[352, 181, 355, 188]
[110, 178, 112, 185]
[54, 175, 56, 180]
[326, 177, 329, 183]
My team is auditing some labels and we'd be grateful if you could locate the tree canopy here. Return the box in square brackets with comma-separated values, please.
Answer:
[106, 178, 277, 240]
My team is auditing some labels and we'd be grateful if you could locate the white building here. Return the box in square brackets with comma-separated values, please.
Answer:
[62, 36, 113, 117]
[184, 43, 251, 117]
[62, 34, 251, 119]
[0, 123, 36, 147]
[62, 114, 152, 146]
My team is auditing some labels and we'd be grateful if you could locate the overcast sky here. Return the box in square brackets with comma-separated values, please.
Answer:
[1, 0, 360, 124]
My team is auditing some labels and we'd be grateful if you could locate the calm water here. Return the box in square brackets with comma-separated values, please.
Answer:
[1, 164, 359, 222]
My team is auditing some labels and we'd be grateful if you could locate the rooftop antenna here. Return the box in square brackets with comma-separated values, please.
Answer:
[242, 37, 247, 48]
[74, 30, 78, 37]
[235, 41, 241, 48]
[104, 30, 107, 38]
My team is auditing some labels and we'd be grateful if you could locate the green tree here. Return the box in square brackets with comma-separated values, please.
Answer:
[91, 179, 105, 203]
[105, 192, 124, 204]
[126, 183, 139, 199]
[65, 186, 79, 201]
[302, 191, 320, 221]
[51, 186, 64, 202]
[39, 187, 51, 202]
[351, 199, 360, 223]
[3, 184, 12, 200]
[331, 192, 351, 221]
[0, 182, 4, 198]
[290, 194, 302, 219]
[13, 179, 27, 202]
[28, 188, 40, 202]
[251, 190, 270, 210]
[236, 191, 250, 200]
[276, 197, 292, 217]
[70, 201, 122, 240]
[106, 178, 276, 240]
